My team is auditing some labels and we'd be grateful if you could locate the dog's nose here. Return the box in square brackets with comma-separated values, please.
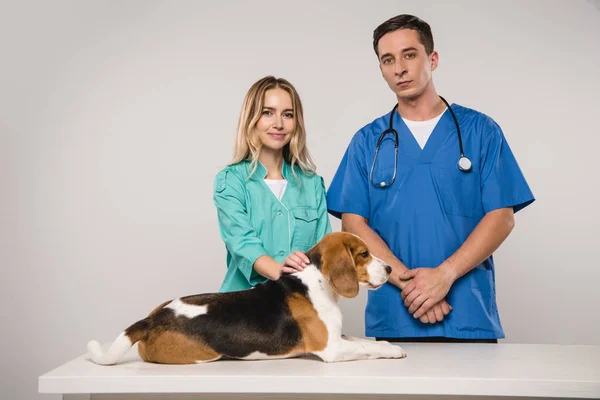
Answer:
[385, 265, 392, 274]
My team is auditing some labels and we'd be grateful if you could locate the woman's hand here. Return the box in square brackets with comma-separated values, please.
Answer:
[281, 250, 310, 274]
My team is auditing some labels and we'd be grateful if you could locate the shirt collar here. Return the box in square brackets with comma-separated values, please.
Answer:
[248, 160, 297, 184]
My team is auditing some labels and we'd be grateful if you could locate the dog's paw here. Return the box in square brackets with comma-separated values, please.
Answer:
[384, 344, 407, 359]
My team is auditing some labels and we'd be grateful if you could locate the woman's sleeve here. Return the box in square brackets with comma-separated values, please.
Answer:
[213, 169, 269, 282]
[315, 175, 333, 240]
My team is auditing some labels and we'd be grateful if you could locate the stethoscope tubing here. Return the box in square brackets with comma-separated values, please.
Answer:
[369, 95, 471, 188]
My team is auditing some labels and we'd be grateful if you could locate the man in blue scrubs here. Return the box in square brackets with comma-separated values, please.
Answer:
[327, 15, 534, 342]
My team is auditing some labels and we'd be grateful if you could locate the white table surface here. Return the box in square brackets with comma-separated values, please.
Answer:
[39, 343, 600, 399]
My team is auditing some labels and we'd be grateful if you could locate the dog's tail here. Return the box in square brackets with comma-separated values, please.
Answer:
[87, 319, 149, 365]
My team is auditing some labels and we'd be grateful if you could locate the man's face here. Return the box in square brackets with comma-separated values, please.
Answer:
[377, 29, 438, 100]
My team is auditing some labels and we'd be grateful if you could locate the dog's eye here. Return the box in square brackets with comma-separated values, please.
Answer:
[360, 251, 369, 258]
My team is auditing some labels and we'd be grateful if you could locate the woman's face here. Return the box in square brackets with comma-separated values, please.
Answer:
[255, 88, 295, 153]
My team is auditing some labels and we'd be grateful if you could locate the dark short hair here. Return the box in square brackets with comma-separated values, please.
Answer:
[373, 14, 434, 57]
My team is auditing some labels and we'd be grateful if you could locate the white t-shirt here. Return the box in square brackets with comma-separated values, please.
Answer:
[264, 179, 288, 201]
[403, 109, 447, 149]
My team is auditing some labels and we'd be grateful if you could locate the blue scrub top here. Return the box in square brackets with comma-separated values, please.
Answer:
[327, 104, 535, 339]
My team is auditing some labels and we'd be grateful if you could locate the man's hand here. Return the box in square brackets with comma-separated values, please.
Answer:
[417, 300, 452, 323]
[340, 213, 454, 323]
[397, 207, 516, 320]
[400, 266, 456, 319]
[281, 250, 310, 274]
[396, 275, 452, 323]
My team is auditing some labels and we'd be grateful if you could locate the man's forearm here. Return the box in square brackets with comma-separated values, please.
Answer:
[440, 207, 515, 282]
[341, 213, 409, 289]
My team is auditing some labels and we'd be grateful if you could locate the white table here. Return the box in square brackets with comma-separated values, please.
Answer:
[39, 343, 600, 399]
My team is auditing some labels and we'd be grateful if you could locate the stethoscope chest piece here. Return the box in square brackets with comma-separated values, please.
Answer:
[458, 156, 472, 172]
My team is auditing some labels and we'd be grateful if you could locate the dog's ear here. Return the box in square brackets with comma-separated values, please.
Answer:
[322, 245, 359, 298]
[306, 245, 322, 270]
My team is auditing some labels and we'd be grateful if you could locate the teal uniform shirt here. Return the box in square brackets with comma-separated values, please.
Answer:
[214, 160, 332, 292]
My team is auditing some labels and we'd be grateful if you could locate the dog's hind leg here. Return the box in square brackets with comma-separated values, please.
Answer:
[194, 355, 223, 364]
[139, 331, 222, 364]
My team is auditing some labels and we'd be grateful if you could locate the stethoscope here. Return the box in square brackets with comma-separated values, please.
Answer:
[369, 96, 472, 188]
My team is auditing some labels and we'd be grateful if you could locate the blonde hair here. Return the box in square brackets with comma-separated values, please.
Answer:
[231, 76, 316, 179]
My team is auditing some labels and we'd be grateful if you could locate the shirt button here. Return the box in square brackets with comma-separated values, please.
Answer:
[277, 211, 282, 216]
[279, 251, 285, 256]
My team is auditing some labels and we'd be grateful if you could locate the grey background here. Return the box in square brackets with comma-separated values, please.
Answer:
[2, 1, 599, 399]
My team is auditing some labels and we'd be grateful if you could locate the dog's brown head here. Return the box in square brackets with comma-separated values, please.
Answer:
[306, 232, 391, 298]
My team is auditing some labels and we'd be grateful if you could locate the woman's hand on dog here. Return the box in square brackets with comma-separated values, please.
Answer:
[282, 250, 310, 274]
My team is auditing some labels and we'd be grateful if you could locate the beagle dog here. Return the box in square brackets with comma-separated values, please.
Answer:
[87, 232, 407, 364]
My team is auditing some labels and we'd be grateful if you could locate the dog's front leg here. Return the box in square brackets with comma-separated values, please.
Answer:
[343, 335, 398, 346]
[314, 337, 406, 362]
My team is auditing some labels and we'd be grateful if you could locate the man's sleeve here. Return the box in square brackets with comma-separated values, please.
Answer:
[327, 133, 371, 220]
[479, 118, 535, 214]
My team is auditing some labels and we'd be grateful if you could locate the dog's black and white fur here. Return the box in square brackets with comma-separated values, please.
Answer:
[87, 232, 407, 364]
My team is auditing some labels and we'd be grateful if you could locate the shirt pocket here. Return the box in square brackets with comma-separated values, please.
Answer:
[431, 166, 483, 219]
[291, 207, 319, 250]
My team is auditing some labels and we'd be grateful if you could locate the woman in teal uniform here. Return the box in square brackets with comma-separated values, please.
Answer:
[214, 76, 331, 292]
